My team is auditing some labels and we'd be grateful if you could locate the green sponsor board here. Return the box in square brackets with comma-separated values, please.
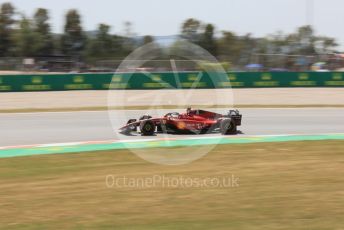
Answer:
[221, 72, 344, 88]
[0, 72, 343, 92]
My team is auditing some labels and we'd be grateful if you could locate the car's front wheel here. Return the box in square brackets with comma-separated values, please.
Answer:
[140, 120, 155, 136]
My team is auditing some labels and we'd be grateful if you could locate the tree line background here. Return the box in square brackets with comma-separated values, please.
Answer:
[0, 2, 341, 71]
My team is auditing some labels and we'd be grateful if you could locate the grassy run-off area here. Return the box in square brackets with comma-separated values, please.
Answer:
[0, 140, 343, 229]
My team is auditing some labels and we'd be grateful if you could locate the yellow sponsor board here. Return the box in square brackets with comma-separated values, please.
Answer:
[290, 81, 316, 86]
[111, 75, 122, 82]
[73, 76, 84, 83]
[188, 74, 199, 81]
[143, 82, 171, 88]
[227, 73, 236, 81]
[231, 82, 245, 87]
[253, 81, 279, 87]
[181, 82, 207, 88]
[151, 74, 162, 81]
[105, 83, 128, 89]
[22, 85, 51, 91]
[64, 84, 93, 90]
[324, 81, 344, 86]
[0, 77, 10, 90]
[298, 73, 309, 80]
[0, 85, 11, 91]
[218, 82, 244, 87]
[332, 73, 342, 80]
[261, 73, 272, 80]
[31, 76, 43, 84]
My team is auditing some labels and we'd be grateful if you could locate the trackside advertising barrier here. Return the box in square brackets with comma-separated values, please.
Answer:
[0, 72, 343, 92]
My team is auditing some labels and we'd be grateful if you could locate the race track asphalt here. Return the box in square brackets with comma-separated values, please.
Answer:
[1, 108, 343, 147]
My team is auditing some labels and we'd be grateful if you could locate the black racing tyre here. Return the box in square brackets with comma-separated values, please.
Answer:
[140, 120, 155, 136]
[220, 118, 237, 135]
[200, 127, 212, 134]
[200, 128, 209, 134]
[156, 124, 163, 132]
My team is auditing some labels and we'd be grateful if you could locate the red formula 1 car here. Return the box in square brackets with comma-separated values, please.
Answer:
[119, 108, 242, 136]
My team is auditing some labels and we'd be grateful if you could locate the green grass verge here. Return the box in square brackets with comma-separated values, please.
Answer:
[0, 140, 343, 229]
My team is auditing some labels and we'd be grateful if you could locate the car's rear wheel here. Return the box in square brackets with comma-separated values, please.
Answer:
[220, 118, 237, 135]
[140, 120, 155, 136]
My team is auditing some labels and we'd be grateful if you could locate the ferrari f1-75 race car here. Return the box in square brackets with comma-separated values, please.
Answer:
[119, 108, 242, 136]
